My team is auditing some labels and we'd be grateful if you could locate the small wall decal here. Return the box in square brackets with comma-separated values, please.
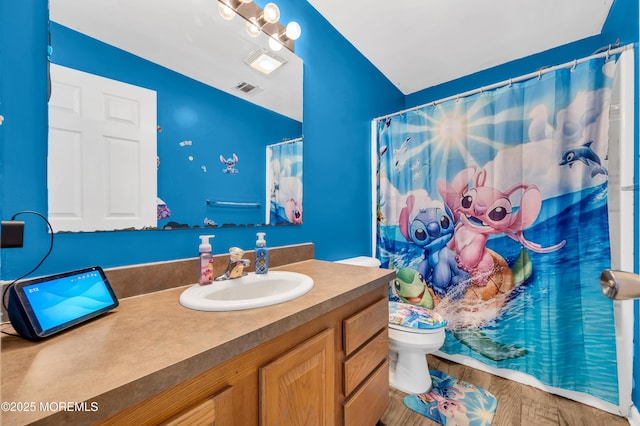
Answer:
[220, 153, 239, 174]
[157, 197, 171, 220]
[179, 140, 192, 147]
[201, 165, 207, 173]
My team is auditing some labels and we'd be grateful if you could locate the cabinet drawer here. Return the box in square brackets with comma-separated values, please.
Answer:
[343, 360, 389, 426]
[343, 329, 388, 396]
[343, 297, 388, 355]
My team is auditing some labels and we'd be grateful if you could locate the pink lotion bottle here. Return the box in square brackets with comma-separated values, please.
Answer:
[198, 235, 215, 285]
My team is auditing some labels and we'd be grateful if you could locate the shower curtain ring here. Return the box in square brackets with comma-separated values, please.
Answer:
[456, 94, 460, 103]
[606, 44, 611, 62]
[508, 78, 513, 88]
[571, 59, 577, 72]
[537, 70, 542, 80]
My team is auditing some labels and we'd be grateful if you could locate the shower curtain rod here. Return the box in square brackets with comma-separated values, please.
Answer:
[268, 137, 303, 148]
[374, 43, 634, 121]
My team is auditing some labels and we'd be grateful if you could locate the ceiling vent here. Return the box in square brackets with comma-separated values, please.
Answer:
[234, 82, 263, 96]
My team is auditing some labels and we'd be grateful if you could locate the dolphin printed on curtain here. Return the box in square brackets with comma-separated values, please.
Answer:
[376, 56, 619, 404]
[267, 139, 303, 224]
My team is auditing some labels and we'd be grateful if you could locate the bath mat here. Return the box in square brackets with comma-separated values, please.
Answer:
[403, 370, 498, 426]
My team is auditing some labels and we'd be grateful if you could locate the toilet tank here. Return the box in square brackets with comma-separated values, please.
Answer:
[336, 256, 381, 268]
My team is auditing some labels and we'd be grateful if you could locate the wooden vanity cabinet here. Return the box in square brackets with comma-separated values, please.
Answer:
[97, 287, 388, 426]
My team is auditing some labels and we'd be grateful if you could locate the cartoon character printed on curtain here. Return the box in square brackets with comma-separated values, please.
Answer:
[377, 55, 619, 404]
[267, 140, 303, 224]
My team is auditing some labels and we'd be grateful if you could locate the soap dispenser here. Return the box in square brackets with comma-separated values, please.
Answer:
[198, 235, 215, 285]
[255, 232, 268, 274]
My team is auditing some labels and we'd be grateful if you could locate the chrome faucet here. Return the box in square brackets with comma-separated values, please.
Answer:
[215, 247, 250, 281]
[600, 270, 640, 300]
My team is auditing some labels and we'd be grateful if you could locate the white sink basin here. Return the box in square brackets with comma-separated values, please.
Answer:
[179, 271, 314, 311]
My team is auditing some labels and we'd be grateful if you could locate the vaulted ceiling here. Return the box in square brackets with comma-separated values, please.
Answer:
[307, 0, 615, 94]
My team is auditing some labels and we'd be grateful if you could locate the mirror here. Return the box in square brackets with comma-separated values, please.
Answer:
[48, 0, 303, 232]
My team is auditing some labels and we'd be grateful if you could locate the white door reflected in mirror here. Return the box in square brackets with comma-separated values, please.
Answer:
[48, 64, 157, 232]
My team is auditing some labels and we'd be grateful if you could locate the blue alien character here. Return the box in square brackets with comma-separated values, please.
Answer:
[220, 153, 239, 174]
[399, 194, 469, 297]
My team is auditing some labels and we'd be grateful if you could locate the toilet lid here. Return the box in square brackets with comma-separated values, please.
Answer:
[388, 302, 447, 330]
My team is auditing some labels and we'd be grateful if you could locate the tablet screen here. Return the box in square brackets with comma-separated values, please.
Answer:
[15, 267, 118, 337]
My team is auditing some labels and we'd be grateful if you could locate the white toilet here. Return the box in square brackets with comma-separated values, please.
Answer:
[336, 256, 447, 394]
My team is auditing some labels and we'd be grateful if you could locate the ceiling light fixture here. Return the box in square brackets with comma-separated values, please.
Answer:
[218, 2, 236, 20]
[285, 21, 301, 40]
[245, 17, 262, 38]
[263, 3, 280, 24]
[245, 3, 279, 38]
[268, 35, 283, 52]
[245, 49, 287, 75]
[268, 21, 301, 51]
[216, 0, 300, 52]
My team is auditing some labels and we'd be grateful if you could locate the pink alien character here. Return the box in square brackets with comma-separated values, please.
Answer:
[437, 166, 566, 286]
[284, 198, 303, 224]
[419, 393, 467, 419]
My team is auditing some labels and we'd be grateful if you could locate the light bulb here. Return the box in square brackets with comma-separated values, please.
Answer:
[246, 17, 261, 38]
[239, 0, 252, 3]
[218, 2, 235, 20]
[285, 21, 301, 40]
[268, 36, 283, 51]
[263, 3, 280, 24]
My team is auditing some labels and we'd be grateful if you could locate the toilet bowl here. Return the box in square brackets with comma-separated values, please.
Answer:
[336, 256, 447, 394]
[388, 302, 446, 393]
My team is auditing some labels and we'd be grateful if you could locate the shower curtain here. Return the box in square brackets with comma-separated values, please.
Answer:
[266, 139, 303, 224]
[376, 56, 620, 405]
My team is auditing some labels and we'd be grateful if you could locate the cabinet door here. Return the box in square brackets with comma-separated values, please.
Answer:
[260, 329, 335, 426]
[160, 386, 233, 426]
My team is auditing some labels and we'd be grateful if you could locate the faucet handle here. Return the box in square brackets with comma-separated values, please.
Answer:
[229, 247, 245, 261]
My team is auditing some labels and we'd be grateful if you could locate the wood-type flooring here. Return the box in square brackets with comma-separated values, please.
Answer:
[379, 355, 629, 426]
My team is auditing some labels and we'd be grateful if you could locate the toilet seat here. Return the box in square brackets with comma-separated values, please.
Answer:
[389, 323, 443, 334]
[388, 301, 447, 331]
